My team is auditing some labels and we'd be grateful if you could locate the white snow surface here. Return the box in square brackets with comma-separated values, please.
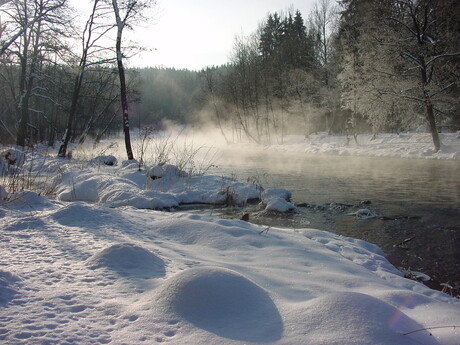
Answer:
[1, 192, 459, 345]
[260, 188, 296, 213]
[55, 162, 262, 210]
[263, 132, 460, 160]
[0, 137, 459, 344]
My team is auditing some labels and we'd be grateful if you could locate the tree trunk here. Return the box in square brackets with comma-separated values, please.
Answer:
[17, 12, 41, 147]
[58, 73, 82, 157]
[424, 90, 441, 152]
[421, 59, 441, 153]
[116, 43, 134, 160]
[112, 0, 134, 160]
[15, 12, 30, 147]
[58, 0, 98, 157]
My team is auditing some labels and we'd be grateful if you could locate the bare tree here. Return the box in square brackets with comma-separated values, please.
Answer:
[108, 0, 156, 160]
[1, 0, 70, 147]
[58, 0, 116, 157]
[310, 0, 338, 86]
[388, 0, 460, 152]
[0, 0, 58, 57]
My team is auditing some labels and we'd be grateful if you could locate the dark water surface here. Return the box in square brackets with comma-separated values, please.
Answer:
[207, 148, 460, 295]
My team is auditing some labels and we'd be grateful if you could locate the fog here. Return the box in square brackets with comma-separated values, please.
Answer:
[75, 126, 459, 211]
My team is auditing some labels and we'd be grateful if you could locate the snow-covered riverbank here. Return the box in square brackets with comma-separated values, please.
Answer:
[1, 147, 459, 345]
[263, 132, 460, 160]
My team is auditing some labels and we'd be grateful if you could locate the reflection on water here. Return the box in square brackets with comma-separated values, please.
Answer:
[208, 147, 460, 294]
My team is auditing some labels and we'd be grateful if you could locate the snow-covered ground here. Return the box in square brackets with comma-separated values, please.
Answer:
[1, 135, 460, 345]
[264, 132, 460, 160]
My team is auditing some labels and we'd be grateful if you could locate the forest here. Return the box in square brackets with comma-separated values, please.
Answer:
[0, 0, 459, 156]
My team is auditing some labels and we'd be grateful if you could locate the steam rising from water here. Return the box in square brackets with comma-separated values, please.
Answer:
[73, 127, 460, 210]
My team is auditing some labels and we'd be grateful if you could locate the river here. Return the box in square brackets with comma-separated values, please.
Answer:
[204, 146, 460, 295]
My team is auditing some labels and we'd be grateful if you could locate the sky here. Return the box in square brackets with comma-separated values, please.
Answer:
[73, 0, 318, 70]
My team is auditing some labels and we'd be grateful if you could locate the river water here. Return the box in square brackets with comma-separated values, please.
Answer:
[205, 147, 460, 295]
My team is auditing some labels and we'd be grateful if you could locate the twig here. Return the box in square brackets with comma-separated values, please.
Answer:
[259, 227, 270, 235]
[403, 325, 459, 336]
[395, 235, 416, 249]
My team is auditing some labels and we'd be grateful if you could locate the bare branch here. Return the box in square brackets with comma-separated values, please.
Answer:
[378, 90, 424, 103]
[426, 51, 460, 66]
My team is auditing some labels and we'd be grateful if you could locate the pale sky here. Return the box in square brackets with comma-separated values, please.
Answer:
[73, 0, 318, 70]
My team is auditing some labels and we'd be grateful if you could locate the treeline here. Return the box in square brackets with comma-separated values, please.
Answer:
[0, 0, 458, 154]
[201, 0, 459, 151]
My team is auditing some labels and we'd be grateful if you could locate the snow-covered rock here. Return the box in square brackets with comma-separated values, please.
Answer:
[259, 187, 296, 213]
[264, 197, 296, 212]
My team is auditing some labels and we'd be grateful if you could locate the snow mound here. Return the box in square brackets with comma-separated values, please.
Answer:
[24, 151, 64, 172]
[89, 155, 118, 166]
[156, 267, 283, 342]
[148, 164, 188, 179]
[57, 171, 178, 209]
[50, 202, 117, 227]
[57, 171, 106, 202]
[5, 190, 59, 211]
[56, 163, 263, 209]
[301, 292, 432, 345]
[0, 270, 21, 305]
[99, 183, 179, 209]
[152, 214, 267, 250]
[87, 243, 166, 277]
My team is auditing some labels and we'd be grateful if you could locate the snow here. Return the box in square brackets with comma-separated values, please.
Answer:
[260, 188, 296, 213]
[56, 163, 262, 209]
[86, 243, 166, 278]
[89, 155, 118, 166]
[263, 132, 460, 160]
[0, 135, 459, 344]
[0, 185, 7, 200]
[154, 267, 283, 342]
[1, 192, 459, 344]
